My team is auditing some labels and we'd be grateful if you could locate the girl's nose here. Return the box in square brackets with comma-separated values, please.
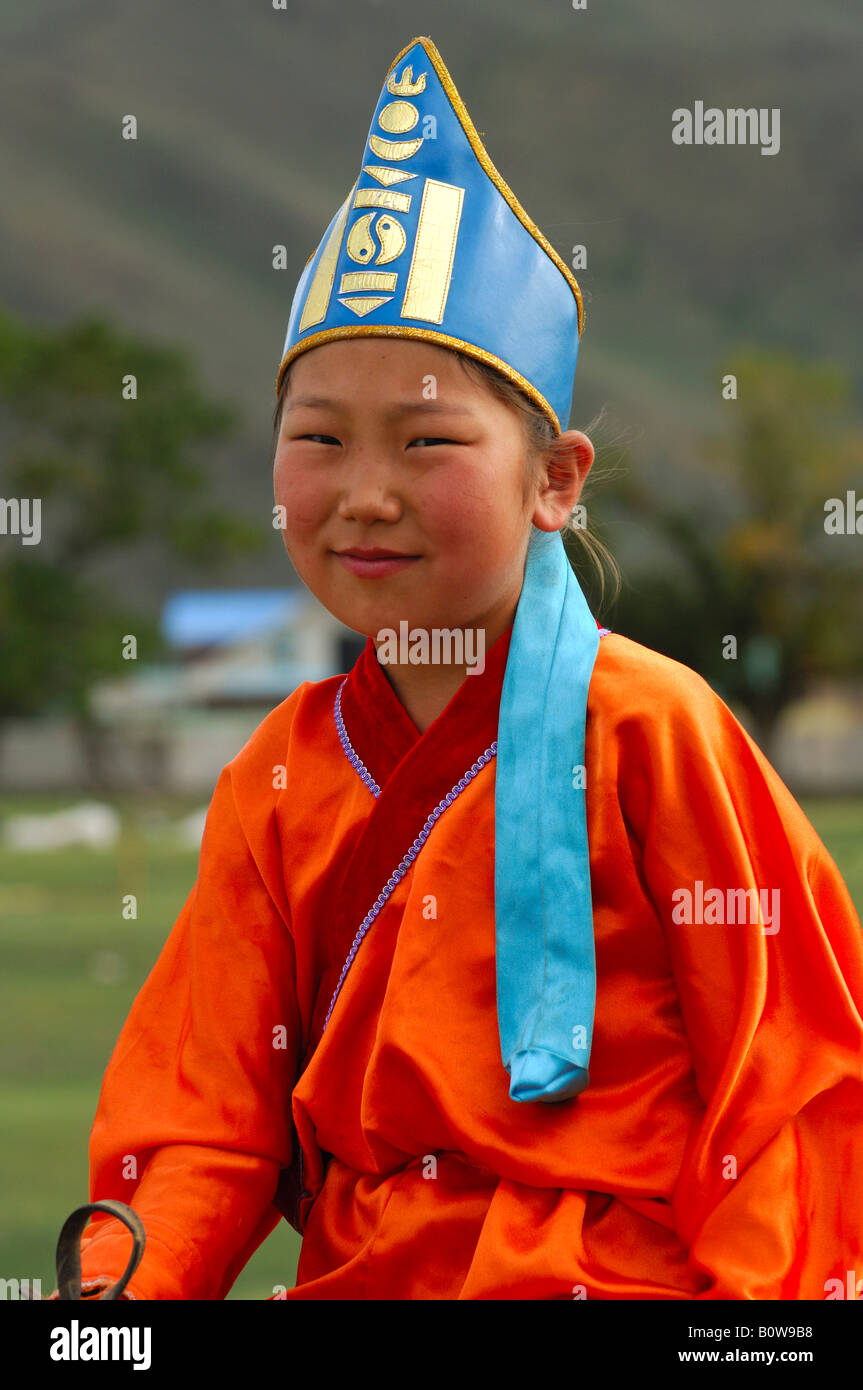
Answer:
[336, 455, 403, 524]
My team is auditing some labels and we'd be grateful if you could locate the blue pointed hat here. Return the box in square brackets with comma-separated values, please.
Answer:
[277, 34, 584, 434]
[280, 37, 602, 1107]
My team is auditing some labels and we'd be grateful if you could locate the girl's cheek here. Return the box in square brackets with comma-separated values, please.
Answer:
[274, 464, 330, 532]
[418, 472, 478, 535]
[427, 491, 489, 552]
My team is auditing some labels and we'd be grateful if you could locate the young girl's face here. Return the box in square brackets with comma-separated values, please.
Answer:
[273, 337, 557, 644]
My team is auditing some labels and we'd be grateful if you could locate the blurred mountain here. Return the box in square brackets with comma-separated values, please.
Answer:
[1, 0, 860, 606]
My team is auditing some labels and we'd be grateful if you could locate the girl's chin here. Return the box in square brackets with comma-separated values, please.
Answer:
[329, 603, 459, 640]
[303, 569, 476, 637]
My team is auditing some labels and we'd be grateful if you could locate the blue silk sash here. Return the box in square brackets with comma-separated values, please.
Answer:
[495, 527, 600, 1103]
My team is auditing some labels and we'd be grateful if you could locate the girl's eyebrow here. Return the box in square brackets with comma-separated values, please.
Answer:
[285, 395, 475, 418]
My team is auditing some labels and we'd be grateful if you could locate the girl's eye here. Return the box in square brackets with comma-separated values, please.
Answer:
[293, 434, 458, 447]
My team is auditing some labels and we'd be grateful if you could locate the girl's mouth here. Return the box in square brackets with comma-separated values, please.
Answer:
[334, 551, 421, 578]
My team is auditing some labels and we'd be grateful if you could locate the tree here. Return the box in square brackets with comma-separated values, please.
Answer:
[586, 350, 863, 756]
[0, 307, 264, 779]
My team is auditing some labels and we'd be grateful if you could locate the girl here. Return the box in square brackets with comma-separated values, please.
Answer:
[55, 35, 862, 1301]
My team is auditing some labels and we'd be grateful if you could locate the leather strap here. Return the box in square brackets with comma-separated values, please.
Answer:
[56, 1200, 145, 1301]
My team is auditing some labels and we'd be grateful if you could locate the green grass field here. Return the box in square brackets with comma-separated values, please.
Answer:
[1, 792, 861, 1300]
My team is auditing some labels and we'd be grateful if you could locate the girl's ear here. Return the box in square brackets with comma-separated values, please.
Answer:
[533, 430, 594, 530]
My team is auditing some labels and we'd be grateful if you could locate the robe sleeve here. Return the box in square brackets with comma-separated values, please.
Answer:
[51, 761, 301, 1301]
[619, 652, 863, 1300]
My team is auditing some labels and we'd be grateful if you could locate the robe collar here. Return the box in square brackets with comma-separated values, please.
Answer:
[338, 620, 511, 786]
[305, 623, 512, 1056]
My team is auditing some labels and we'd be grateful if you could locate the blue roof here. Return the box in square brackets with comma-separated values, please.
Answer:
[161, 590, 303, 648]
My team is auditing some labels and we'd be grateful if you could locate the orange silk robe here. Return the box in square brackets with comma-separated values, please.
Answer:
[71, 626, 863, 1300]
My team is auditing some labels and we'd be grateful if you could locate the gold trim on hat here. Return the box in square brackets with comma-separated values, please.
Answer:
[385, 35, 585, 337]
[275, 326, 563, 435]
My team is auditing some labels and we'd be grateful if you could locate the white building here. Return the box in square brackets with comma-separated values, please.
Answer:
[0, 590, 366, 793]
